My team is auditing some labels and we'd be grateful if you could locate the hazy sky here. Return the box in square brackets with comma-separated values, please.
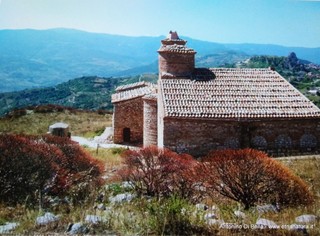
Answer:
[0, 0, 319, 47]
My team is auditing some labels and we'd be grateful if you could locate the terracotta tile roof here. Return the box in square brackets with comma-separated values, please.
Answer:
[115, 81, 148, 92]
[158, 44, 196, 54]
[192, 68, 216, 81]
[160, 68, 320, 119]
[112, 81, 156, 103]
[143, 92, 157, 101]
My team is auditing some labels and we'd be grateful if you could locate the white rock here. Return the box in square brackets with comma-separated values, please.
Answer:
[295, 214, 317, 223]
[234, 210, 246, 219]
[256, 218, 278, 229]
[109, 193, 136, 204]
[85, 215, 102, 224]
[195, 203, 208, 211]
[68, 222, 89, 234]
[121, 181, 134, 189]
[97, 203, 106, 210]
[36, 212, 59, 225]
[0, 222, 19, 234]
[211, 205, 219, 211]
[204, 212, 217, 220]
[206, 219, 224, 226]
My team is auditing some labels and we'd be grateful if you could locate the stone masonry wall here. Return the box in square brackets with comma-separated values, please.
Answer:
[159, 53, 195, 76]
[163, 118, 320, 157]
[143, 97, 158, 146]
[113, 97, 144, 144]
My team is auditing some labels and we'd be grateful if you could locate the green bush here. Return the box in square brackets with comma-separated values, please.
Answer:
[111, 147, 126, 155]
[144, 196, 212, 235]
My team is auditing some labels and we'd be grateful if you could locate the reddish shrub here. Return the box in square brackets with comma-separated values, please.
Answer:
[0, 134, 104, 205]
[0, 134, 58, 204]
[6, 108, 27, 118]
[34, 105, 54, 113]
[198, 149, 313, 209]
[30, 135, 105, 203]
[118, 146, 201, 201]
[40, 135, 104, 178]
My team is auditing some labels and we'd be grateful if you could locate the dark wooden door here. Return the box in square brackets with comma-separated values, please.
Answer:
[123, 128, 131, 143]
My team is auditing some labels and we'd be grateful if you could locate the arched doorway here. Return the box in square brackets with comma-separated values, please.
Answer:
[123, 128, 131, 143]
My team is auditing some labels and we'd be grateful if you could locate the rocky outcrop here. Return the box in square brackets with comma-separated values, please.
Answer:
[285, 52, 299, 69]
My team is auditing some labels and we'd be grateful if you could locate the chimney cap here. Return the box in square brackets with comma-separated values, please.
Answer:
[167, 31, 179, 40]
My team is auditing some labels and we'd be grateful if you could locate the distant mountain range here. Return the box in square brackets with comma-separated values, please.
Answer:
[1, 53, 320, 117]
[0, 28, 319, 92]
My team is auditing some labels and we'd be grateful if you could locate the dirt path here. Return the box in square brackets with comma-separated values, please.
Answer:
[71, 136, 130, 149]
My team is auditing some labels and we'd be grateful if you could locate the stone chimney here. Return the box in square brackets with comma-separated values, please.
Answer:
[158, 31, 196, 78]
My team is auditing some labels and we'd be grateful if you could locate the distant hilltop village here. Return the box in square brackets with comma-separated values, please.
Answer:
[112, 31, 320, 157]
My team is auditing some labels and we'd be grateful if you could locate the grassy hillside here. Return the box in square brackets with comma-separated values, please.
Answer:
[0, 105, 112, 137]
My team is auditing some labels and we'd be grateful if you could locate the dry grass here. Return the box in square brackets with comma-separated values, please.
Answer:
[0, 110, 112, 137]
[280, 156, 320, 198]
[86, 147, 125, 174]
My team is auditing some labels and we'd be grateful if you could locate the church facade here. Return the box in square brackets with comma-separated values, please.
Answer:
[112, 32, 320, 157]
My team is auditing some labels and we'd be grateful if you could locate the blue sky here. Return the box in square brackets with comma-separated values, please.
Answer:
[0, 0, 319, 47]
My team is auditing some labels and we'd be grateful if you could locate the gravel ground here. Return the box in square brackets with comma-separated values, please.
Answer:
[71, 136, 128, 149]
[71, 127, 132, 149]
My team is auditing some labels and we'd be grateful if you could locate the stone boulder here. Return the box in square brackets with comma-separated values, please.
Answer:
[0, 222, 19, 234]
[295, 214, 317, 224]
[108, 193, 136, 204]
[48, 122, 70, 137]
[85, 215, 102, 224]
[67, 222, 89, 235]
[36, 212, 59, 225]
[195, 203, 209, 211]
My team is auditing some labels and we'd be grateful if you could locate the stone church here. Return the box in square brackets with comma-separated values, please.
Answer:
[112, 31, 320, 157]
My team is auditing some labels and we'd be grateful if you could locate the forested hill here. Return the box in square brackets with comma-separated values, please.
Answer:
[236, 52, 320, 84]
[0, 74, 157, 116]
[233, 52, 320, 106]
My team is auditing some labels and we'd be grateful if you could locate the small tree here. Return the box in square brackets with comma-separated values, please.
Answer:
[198, 148, 313, 209]
[118, 146, 201, 201]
